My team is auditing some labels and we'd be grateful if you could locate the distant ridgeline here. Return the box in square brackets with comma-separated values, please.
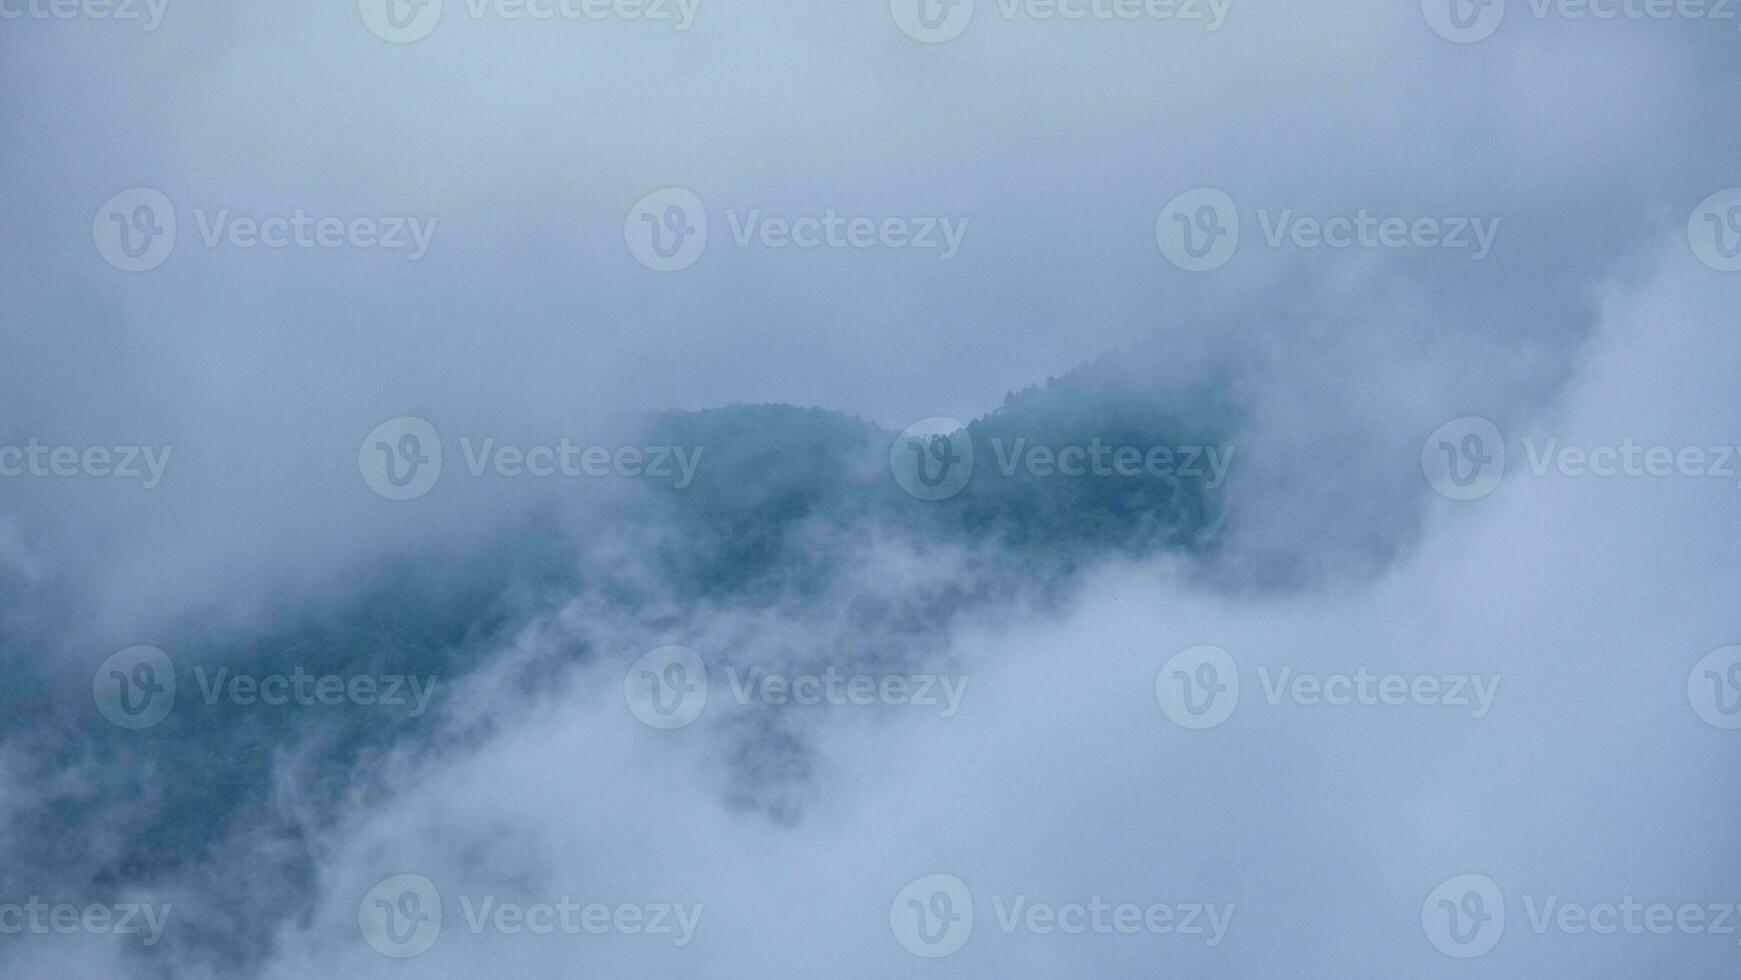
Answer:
[641, 347, 1237, 601]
